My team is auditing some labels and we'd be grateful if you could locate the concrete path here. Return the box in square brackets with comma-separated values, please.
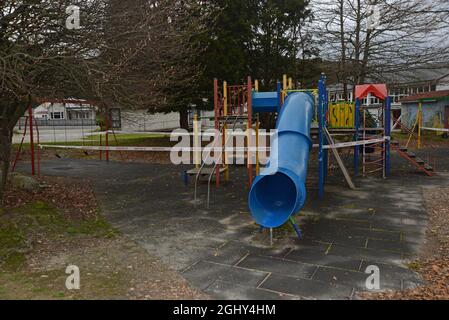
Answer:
[18, 157, 449, 300]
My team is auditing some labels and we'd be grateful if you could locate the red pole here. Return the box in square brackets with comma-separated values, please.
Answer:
[33, 117, 41, 177]
[247, 77, 253, 187]
[12, 117, 28, 172]
[105, 108, 109, 162]
[99, 134, 103, 161]
[28, 103, 35, 176]
[214, 79, 220, 188]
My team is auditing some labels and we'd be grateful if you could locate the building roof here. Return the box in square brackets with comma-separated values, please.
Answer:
[401, 90, 449, 103]
[328, 65, 449, 90]
[375, 65, 449, 85]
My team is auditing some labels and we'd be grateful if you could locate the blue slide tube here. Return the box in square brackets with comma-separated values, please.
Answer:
[248, 92, 314, 228]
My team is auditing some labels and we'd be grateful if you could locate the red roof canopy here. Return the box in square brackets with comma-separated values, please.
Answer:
[355, 84, 388, 100]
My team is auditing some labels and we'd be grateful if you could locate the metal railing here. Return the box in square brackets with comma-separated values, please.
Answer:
[194, 114, 241, 208]
[18, 118, 96, 128]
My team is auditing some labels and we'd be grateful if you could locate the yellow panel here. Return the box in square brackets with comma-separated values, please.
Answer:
[329, 102, 355, 129]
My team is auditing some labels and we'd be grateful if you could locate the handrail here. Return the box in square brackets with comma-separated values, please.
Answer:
[193, 112, 232, 207]
[206, 115, 242, 208]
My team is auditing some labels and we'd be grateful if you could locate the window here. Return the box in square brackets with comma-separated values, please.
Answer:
[51, 112, 64, 120]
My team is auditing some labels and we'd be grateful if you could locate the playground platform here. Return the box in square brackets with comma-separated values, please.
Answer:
[17, 150, 449, 299]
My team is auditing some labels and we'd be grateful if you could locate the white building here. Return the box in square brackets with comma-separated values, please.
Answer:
[118, 109, 215, 132]
[34, 101, 96, 121]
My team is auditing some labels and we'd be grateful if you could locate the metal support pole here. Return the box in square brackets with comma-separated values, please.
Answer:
[276, 81, 282, 113]
[385, 97, 392, 177]
[247, 76, 253, 187]
[33, 117, 41, 177]
[194, 113, 200, 169]
[290, 217, 302, 240]
[223, 81, 229, 181]
[214, 79, 220, 187]
[318, 74, 326, 199]
[354, 98, 360, 176]
[324, 89, 329, 182]
[418, 101, 422, 150]
[256, 114, 260, 176]
[28, 103, 35, 176]
[105, 108, 109, 162]
[282, 74, 287, 104]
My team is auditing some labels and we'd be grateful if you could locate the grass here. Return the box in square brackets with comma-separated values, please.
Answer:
[0, 201, 117, 271]
[13, 133, 172, 149]
[0, 200, 128, 299]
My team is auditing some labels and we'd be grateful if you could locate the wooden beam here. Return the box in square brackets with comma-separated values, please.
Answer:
[324, 128, 356, 190]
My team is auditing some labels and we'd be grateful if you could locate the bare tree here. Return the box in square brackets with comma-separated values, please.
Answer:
[0, 0, 207, 202]
[314, 0, 449, 90]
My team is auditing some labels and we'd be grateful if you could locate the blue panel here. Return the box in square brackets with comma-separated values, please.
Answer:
[252, 92, 279, 113]
[248, 92, 314, 228]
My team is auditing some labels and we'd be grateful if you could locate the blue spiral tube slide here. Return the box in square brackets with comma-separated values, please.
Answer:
[249, 92, 314, 228]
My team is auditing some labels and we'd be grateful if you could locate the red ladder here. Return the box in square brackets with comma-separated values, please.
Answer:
[391, 142, 434, 176]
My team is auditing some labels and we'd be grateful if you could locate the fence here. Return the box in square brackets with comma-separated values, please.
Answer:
[17, 118, 96, 129]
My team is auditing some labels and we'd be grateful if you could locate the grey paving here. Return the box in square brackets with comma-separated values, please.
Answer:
[16, 148, 449, 300]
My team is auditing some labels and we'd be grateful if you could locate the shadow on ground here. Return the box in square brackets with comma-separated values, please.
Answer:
[17, 148, 449, 299]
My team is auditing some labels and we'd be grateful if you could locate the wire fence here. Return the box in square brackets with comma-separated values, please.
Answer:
[17, 118, 96, 129]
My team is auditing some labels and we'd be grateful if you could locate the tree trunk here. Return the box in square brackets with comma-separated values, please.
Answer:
[339, 0, 348, 101]
[179, 109, 190, 130]
[360, 29, 372, 84]
[0, 123, 12, 205]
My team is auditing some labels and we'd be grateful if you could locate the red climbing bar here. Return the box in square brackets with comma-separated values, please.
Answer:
[28, 103, 35, 176]
[214, 79, 220, 187]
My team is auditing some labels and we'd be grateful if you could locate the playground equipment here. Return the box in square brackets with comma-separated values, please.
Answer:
[12, 99, 125, 174]
[191, 78, 255, 208]
[191, 75, 398, 235]
[12, 103, 41, 176]
[353, 84, 391, 178]
[249, 92, 314, 228]
[390, 99, 436, 176]
[24, 73, 439, 241]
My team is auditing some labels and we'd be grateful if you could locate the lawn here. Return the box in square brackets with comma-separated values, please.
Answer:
[13, 133, 174, 150]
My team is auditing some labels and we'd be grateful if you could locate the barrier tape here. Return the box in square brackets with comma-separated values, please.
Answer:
[322, 137, 390, 150]
[39, 137, 390, 153]
[95, 130, 276, 137]
[421, 127, 449, 133]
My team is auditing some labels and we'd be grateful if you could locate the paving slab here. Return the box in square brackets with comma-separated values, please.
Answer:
[285, 250, 363, 271]
[236, 255, 318, 280]
[259, 274, 354, 300]
[205, 280, 300, 300]
[16, 156, 449, 300]
[182, 261, 269, 291]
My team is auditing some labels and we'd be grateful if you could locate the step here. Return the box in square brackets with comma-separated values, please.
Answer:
[407, 152, 417, 158]
[187, 167, 227, 176]
[415, 158, 425, 165]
